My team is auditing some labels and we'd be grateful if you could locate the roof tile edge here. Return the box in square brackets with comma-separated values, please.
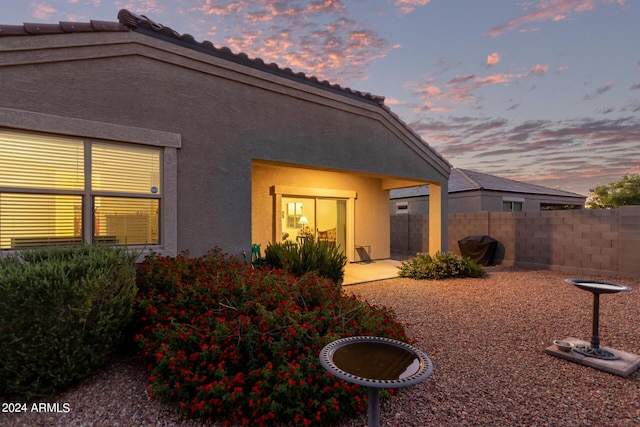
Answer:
[116, 9, 386, 106]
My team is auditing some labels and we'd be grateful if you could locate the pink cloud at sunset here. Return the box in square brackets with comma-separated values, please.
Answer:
[30, 3, 57, 20]
[486, 0, 627, 37]
[487, 52, 500, 66]
[410, 71, 533, 107]
[394, 0, 432, 15]
[529, 64, 549, 76]
[114, 0, 166, 15]
[188, 0, 390, 82]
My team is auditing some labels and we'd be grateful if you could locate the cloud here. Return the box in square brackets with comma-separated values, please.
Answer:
[583, 81, 614, 101]
[115, 0, 166, 15]
[487, 52, 500, 66]
[30, 3, 57, 20]
[447, 74, 475, 85]
[529, 64, 548, 76]
[518, 26, 541, 33]
[630, 83, 640, 91]
[475, 73, 517, 85]
[409, 114, 640, 194]
[194, 0, 346, 19]
[190, 0, 390, 82]
[486, 0, 627, 37]
[195, 1, 245, 16]
[394, 0, 432, 15]
[409, 71, 532, 111]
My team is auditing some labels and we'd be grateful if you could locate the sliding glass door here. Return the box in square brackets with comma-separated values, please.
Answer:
[281, 197, 346, 254]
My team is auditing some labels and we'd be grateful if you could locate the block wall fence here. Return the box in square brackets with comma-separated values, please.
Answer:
[390, 205, 640, 278]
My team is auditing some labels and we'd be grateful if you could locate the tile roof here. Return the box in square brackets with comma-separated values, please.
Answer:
[0, 20, 128, 36]
[0, 9, 384, 106]
[390, 168, 587, 199]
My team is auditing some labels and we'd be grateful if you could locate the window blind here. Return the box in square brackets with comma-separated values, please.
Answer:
[0, 130, 84, 190]
[0, 193, 82, 249]
[92, 143, 161, 194]
[94, 197, 159, 245]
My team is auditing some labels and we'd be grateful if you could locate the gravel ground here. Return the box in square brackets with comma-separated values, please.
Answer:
[2, 267, 639, 427]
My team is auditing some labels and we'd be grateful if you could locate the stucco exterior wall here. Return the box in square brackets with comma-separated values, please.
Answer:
[1, 30, 450, 257]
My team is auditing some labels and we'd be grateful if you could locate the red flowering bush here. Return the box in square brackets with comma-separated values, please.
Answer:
[134, 249, 409, 426]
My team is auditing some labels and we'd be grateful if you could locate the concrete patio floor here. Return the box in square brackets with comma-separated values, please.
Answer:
[343, 259, 402, 285]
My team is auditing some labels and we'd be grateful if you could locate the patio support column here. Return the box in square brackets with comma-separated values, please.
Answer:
[428, 181, 448, 254]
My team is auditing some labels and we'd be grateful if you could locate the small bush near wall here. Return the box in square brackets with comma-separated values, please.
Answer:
[0, 245, 138, 399]
[264, 240, 347, 287]
[134, 249, 408, 426]
[398, 251, 486, 280]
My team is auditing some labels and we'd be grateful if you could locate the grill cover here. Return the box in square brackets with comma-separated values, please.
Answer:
[457, 235, 498, 266]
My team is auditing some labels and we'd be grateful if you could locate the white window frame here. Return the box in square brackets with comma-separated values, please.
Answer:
[0, 107, 181, 256]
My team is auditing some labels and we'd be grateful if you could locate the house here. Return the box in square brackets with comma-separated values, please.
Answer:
[0, 10, 451, 262]
[390, 168, 585, 215]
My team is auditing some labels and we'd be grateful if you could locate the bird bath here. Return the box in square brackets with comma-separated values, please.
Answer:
[566, 278, 631, 360]
[319, 336, 433, 427]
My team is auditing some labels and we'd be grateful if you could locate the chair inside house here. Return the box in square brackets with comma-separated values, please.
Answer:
[317, 228, 337, 248]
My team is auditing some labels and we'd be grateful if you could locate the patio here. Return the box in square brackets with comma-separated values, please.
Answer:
[343, 259, 403, 285]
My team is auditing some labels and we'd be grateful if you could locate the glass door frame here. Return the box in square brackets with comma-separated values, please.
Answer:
[270, 185, 356, 262]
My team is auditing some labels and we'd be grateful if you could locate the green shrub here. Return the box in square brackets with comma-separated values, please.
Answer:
[398, 251, 486, 280]
[134, 250, 408, 426]
[0, 245, 138, 399]
[264, 239, 347, 286]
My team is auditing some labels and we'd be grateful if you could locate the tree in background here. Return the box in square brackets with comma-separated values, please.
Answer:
[587, 174, 640, 209]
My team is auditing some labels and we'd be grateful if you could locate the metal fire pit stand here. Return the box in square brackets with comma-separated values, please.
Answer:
[565, 279, 631, 360]
[319, 336, 433, 427]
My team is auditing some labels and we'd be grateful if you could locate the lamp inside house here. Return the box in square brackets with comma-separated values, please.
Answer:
[298, 216, 309, 234]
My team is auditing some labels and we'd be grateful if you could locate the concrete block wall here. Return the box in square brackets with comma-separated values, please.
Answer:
[409, 215, 429, 254]
[390, 214, 409, 254]
[618, 206, 640, 277]
[392, 206, 640, 278]
[390, 214, 429, 256]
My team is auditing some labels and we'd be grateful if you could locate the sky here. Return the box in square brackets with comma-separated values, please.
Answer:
[2, 0, 639, 196]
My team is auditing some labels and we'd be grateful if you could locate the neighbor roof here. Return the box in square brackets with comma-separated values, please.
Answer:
[390, 168, 587, 199]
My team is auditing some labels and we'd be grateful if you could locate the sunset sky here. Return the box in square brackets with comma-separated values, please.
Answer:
[3, 0, 639, 195]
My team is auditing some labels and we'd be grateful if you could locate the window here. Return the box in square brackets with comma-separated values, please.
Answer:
[285, 201, 304, 229]
[503, 201, 523, 212]
[0, 130, 161, 249]
[396, 202, 409, 214]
